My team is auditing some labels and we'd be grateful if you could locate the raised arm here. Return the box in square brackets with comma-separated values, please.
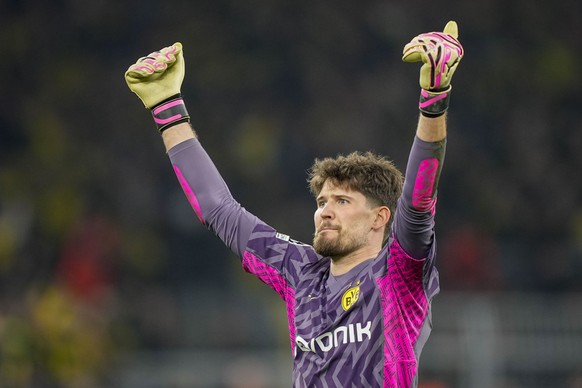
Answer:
[124, 43, 258, 256]
[394, 21, 464, 259]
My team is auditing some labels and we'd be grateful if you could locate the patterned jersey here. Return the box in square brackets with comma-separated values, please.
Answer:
[168, 136, 445, 387]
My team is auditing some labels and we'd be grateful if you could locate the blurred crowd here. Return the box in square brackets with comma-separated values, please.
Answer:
[1, 0, 581, 386]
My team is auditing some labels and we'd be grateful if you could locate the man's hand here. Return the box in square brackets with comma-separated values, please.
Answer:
[125, 42, 185, 109]
[402, 21, 464, 91]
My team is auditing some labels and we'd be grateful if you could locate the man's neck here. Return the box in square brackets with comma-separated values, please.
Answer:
[330, 246, 382, 276]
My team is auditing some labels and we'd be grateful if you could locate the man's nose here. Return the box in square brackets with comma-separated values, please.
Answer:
[320, 203, 334, 219]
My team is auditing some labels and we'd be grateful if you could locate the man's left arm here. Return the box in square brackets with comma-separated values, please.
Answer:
[395, 123, 446, 260]
[393, 21, 464, 259]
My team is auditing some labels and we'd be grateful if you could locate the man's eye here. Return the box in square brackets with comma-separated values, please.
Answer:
[338, 199, 348, 205]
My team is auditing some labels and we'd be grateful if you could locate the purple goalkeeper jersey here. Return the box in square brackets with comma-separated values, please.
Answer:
[168, 136, 444, 388]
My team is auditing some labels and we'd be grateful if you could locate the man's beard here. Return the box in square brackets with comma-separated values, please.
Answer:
[313, 227, 368, 259]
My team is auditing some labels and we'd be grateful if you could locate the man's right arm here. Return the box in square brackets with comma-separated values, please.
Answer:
[161, 121, 197, 151]
[163, 122, 259, 258]
[123, 43, 259, 257]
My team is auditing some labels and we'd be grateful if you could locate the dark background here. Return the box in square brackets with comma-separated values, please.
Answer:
[1, 0, 581, 386]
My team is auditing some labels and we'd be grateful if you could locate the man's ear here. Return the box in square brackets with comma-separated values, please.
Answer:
[372, 206, 391, 230]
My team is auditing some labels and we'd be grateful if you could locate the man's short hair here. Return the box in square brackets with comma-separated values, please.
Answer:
[307, 151, 403, 236]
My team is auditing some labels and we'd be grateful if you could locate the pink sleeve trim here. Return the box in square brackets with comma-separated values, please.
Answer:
[242, 251, 296, 353]
[411, 157, 438, 213]
[173, 165, 205, 224]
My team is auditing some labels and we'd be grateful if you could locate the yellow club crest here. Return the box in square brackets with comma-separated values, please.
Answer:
[341, 282, 360, 311]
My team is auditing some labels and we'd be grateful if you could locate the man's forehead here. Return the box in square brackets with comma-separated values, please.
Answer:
[319, 179, 359, 196]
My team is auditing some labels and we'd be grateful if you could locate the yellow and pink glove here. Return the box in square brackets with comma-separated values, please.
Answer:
[125, 42, 190, 132]
[402, 21, 464, 117]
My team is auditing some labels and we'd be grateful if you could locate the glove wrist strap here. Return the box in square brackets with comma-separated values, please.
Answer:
[151, 95, 190, 133]
[419, 86, 451, 117]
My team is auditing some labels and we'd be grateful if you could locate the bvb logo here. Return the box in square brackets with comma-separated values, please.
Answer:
[341, 282, 360, 311]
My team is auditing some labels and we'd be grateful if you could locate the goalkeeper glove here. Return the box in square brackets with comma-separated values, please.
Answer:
[125, 42, 190, 132]
[402, 21, 464, 117]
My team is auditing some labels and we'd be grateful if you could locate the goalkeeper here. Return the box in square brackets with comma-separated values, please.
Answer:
[125, 21, 463, 387]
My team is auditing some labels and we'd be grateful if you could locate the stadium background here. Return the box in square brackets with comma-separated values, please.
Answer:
[0, 0, 581, 386]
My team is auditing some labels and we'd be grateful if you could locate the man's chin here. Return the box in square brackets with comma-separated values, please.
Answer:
[313, 238, 340, 257]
